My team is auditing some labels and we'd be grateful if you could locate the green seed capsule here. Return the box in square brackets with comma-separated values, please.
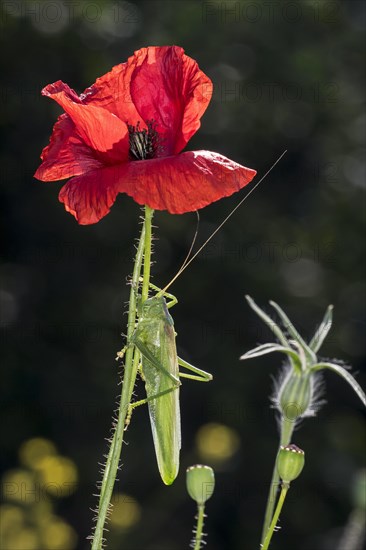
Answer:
[186, 465, 215, 505]
[278, 372, 312, 421]
[277, 444, 305, 484]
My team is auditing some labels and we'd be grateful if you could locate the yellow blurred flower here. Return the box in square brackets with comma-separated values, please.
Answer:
[35, 456, 78, 497]
[196, 422, 240, 463]
[1, 439, 78, 550]
[19, 438, 57, 469]
[1, 469, 39, 505]
[0, 504, 25, 532]
[109, 493, 141, 530]
[1, 527, 39, 550]
[41, 516, 78, 550]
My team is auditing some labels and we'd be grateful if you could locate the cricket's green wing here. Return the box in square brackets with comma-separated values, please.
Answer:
[137, 311, 181, 485]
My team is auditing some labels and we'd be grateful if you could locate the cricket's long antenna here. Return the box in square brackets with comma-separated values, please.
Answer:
[162, 150, 287, 294]
[156, 212, 200, 298]
[174, 211, 200, 276]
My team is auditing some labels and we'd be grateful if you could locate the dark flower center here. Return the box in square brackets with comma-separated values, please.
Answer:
[128, 121, 163, 161]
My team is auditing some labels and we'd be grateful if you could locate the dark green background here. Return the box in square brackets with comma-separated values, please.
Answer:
[1, 1, 365, 549]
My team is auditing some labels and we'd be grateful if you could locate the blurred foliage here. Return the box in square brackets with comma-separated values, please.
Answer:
[0, 1, 365, 549]
[0, 437, 78, 549]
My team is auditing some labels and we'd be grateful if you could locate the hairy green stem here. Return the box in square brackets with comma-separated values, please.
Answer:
[91, 207, 154, 549]
[260, 419, 294, 544]
[142, 206, 153, 302]
[194, 504, 205, 550]
[261, 484, 289, 550]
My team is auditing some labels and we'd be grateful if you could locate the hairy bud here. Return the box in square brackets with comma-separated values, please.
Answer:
[277, 371, 313, 421]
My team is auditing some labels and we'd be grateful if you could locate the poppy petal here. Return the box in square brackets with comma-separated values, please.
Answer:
[175, 51, 213, 153]
[81, 60, 145, 128]
[130, 47, 212, 155]
[34, 114, 103, 181]
[42, 81, 130, 164]
[61, 151, 256, 222]
[58, 169, 122, 225]
[118, 151, 257, 213]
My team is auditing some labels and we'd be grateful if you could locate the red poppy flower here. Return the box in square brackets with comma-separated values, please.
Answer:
[35, 46, 257, 225]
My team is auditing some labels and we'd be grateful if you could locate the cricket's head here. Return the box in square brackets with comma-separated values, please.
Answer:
[141, 296, 170, 321]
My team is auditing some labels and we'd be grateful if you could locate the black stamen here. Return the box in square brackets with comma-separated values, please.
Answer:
[127, 120, 164, 161]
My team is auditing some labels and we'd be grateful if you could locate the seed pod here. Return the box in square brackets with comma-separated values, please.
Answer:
[277, 444, 305, 484]
[186, 465, 215, 505]
[278, 371, 313, 421]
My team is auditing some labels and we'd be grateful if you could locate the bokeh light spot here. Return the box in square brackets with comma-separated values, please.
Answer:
[0, 504, 25, 532]
[2, 469, 37, 504]
[196, 422, 240, 463]
[109, 493, 141, 530]
[0, 289, 18, 324]
[35, 457, 78, 497]
[30, 500, 53, 526]
[19, 438, 57, 469]
[2, 527, 39, 550]
[281, 258, 323, 297]
[41, 517, 78, 550]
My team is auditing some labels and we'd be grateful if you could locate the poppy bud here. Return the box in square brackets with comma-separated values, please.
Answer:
[277, 444, 305, 485]
[186, 465, 215, 505]
[278, 372, 313, 421]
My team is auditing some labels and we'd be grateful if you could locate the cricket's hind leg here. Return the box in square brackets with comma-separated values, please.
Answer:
[178, 357, 213, 382]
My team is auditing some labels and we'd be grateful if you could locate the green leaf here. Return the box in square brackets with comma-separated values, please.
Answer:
[269, 301, 317, 364]
[309, 305, 333, 353]
[311, 362, 366, 407]
[240, 343, 302, 373]
[245, 296, 290, 347]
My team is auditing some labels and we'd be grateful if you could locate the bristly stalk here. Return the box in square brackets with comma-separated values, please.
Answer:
[261, 484, 289, 550]
[193, 504, 206, 550]
[91, 206, 154, 550]
[141, 206, 153, 302]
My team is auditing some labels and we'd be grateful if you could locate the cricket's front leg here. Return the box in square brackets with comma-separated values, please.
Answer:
[115, 344, 128, 361]
[147, 281, 178, 309]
